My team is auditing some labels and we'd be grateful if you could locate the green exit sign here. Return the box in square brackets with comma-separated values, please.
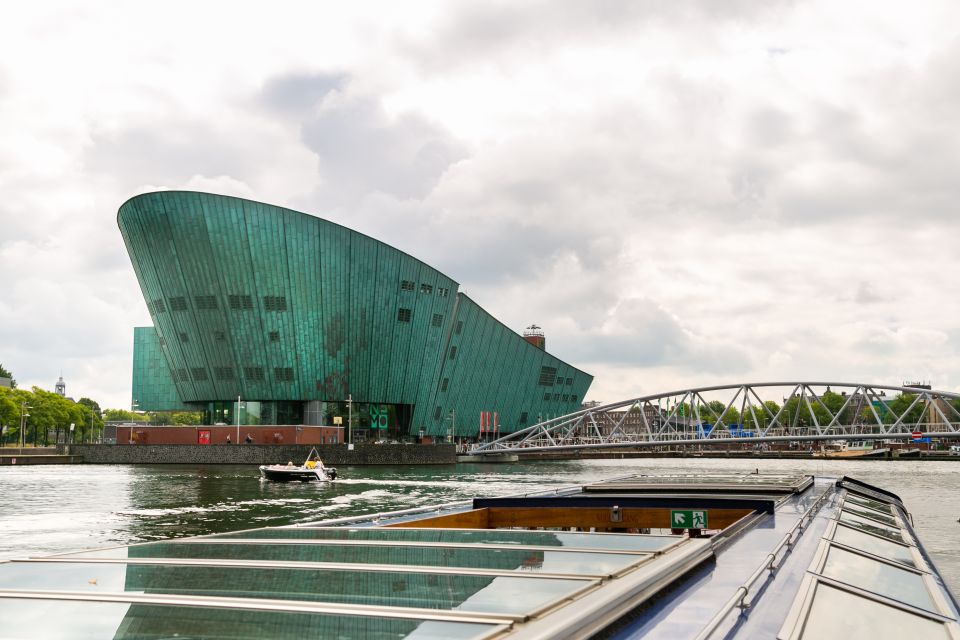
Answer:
[670, 509, 708, 528]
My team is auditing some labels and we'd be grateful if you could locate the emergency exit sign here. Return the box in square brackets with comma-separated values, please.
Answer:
[670, 510, 708, 528]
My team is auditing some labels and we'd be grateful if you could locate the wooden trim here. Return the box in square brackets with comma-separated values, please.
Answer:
[385, 507, 752, 531]
[486, 507, 751, 531]
[387, 508, 490, 529]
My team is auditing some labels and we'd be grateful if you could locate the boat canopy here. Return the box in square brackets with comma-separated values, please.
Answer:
[0, 473, 956, 639]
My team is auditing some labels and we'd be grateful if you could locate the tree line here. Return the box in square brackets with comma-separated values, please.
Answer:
[657, 390, 960, 429]
[0, 363, 202, 447]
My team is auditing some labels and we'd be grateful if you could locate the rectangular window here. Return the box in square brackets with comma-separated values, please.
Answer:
[169, 296, 188, 311]
[437, 287, 449, 297]
[213, 330, 226, 341]
[214, 366, 234, 380]
[431, 313, 443, 327]
[243, 366, 265, 381]
[434, 406, 442, 420]
[556, 376, 563, 385]
[566, 377, 573, 386]
[520, 412, 528, 424]
[456, 320, 463, 335]
[191, 368, 208, 381]
[275, 367, 295, 382]
[178, 332, 189, 343]
[543, 393, 551, 401]
[400, 280, 415, 291]
[440, 378, 449, 391]
[397, 308, 412, 322]
[449, 346, 457, 359]
[420, 283, 433, 294]
[194, 295, 218, 310]
[229, 294, 253, 310]
[263, 295, 288, 311]
[570, 396, 577, 404]
[176, 368, 190, 382]
[539, 366, 558, 386]
[269, 331, 280, 342]
[150, 299, 167, 314]
[562, 395, 569, 402]
[554, 393, 560, 401]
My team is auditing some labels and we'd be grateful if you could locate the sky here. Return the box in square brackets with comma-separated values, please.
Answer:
[1, 1, 959, 411]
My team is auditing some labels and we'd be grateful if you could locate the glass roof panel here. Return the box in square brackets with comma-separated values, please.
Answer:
[845, 494, 893, 515]
[821, 546, 934, 611]
[211, 527, 679, 553]
[586, 473, 808, 490]
[841, 504, 898, 527]
[57, 542, 642, 577]
[832, 525, 916, 567]
[837, 512, 904, 543]
[798, 583, 949, 640]
[0, 597, 502, 640]
[0, 562, 591, 616]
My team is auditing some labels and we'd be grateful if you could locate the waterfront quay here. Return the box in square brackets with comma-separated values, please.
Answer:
[3, 442, 958, 465]
[0, 443, 456, 465]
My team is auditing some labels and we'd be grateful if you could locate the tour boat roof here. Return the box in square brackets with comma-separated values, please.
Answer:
[0, 472, 956, 638]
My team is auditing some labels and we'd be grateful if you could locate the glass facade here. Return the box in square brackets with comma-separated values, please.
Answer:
[121, 192, 593, 437]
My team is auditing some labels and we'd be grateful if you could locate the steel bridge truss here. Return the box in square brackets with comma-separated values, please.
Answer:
[472, 382, 960, 454]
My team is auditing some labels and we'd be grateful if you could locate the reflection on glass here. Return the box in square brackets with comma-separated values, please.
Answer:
[62, 542, 641, 577]
[833, 525, 915, 567]
[799, 583, 948, 639]
[0, 598, 500, 640]
[821, 547, 934, 611]
[0, 562, 588, 616]
[842, 504, 898, 527]
[838, 512, 904, 543]
[845, 495, 893, 515]
[213, 527, 678, 553]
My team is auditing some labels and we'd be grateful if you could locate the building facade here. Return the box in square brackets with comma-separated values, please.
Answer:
[120, 191, 592, 440]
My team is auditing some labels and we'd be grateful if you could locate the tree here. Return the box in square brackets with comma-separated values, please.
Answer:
[0, 363, 15, 389]
[77, 398, 104, 442]
[169, 411, 203, 425]
[743, 401, 781, 429]
[887, 393, 926, 425]
[103, 408, 148, 422]
[0, 387, 18, 445]
[782, 396, 831, 431]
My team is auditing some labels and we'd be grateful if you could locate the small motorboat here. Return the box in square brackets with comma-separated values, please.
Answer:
[259, 449, 337, 482]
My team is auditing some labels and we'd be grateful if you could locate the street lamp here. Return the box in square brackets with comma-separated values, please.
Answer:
[347, 393, 353, 446]
[19, 401, 31, 450]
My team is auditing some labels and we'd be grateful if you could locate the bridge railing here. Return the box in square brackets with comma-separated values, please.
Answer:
[471, 382, 960, 454]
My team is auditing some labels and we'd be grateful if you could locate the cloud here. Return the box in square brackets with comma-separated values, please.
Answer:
[258, 71, 346, 116]
[5, 0, 960, 413]
[300, 94, 468, 203]
[398, 0, 798, 70]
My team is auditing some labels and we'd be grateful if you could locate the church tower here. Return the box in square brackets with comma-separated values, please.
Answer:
[55, 374, 66, 397]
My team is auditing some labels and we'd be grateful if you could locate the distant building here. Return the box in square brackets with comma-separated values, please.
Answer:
[55, 375, 66, 397]
[523, 325, 546, 350]
[120, 191, 593, 440]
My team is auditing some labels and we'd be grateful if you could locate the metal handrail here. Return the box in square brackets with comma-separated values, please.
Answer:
[693, 487, 833, 640]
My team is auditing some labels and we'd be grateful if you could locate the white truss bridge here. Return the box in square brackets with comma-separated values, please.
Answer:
[471, 382, 960, 456]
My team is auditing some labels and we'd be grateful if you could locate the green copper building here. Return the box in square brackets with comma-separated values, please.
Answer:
[120, 191, 592, 440]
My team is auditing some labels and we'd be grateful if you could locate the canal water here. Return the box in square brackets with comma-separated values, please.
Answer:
[1, 458, 958, 593]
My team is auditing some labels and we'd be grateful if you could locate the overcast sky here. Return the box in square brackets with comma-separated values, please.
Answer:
[1, 1, 959, 410]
